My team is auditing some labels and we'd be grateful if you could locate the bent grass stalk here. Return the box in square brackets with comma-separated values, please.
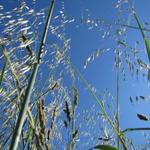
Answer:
[9, 0, 55, 150]
[72, 64, 127, 150]
[116, 48, 120, 149]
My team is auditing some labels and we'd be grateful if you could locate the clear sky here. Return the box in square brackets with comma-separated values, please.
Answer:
[1, 0, 150, 149]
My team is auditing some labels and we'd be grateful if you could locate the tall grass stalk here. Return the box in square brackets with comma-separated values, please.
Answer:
[72, 64, 127, 150]
[9, 0, 55, 150]
[116, 47, 121, 149]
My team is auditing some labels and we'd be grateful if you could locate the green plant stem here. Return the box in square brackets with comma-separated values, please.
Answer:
[9, 1, 55, 150]
[134, 11, 150, 61]
[116, 48, 120, 149]
[9, 64, 39, 150]
[72, 64, 127, 150]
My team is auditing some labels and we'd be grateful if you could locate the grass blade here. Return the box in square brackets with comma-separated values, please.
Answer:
[90, 144, 119, 150]
[134, 11, 150, 61]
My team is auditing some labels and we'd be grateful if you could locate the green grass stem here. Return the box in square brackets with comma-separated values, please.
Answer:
[9, 1, 55, 149]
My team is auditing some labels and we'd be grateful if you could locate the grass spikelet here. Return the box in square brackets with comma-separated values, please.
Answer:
[72, 129, 78, 139]
[50, 82, 58, 90]
[64, 100, 72, 122]
[47, 106, 57, 141]
[63, 120, 68, 128]
[137, 113, 149, 121]
[0, 61, 6, 87]
[21, 34, 34, 57]
[37, 99, 50, 150]
[38, 99, 45, 137]
[73, 86, 78, 107]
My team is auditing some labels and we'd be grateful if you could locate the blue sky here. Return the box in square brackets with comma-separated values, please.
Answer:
[1, 0, 150, 149]
[59, 0, 150, 148]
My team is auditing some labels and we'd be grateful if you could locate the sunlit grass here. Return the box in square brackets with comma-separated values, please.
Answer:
[0, 1, 150, 150]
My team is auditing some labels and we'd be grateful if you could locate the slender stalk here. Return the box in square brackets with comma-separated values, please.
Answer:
[72, 64, 127, 150]
[30, 82, 58, 107]
[122, 127, 150, 133]
[9, 1, 55, 150]
[116, 48, 120, 148]
[81, 18, 150, 32]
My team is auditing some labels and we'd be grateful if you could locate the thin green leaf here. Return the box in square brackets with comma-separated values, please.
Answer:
[91, 144, 119, 150]
[26, 127, 33, 143]
[134, 12, 150, 61]
[145, 39, 150, 61]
